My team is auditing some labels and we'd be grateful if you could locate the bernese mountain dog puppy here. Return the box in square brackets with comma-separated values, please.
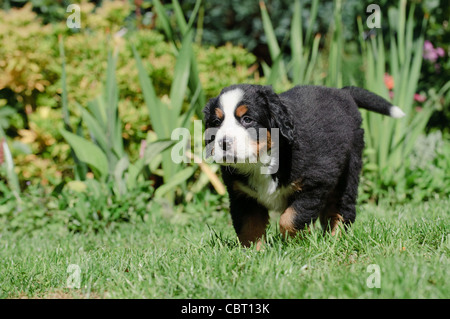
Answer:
[203, 84, 405, 249]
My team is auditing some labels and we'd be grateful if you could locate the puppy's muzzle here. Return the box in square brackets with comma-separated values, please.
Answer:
[218, 137, 233, 152]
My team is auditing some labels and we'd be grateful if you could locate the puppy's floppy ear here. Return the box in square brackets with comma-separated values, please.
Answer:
[202, 97, 218, 128]
[258, 86, 294, 144]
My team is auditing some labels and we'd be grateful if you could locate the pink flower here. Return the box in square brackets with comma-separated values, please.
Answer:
[424, 40, 433, 51]
[139, 140, 147, 158]
[423, 40, 445, 62]
[414, 93, 426, 103]
[436, 47, 445, 57]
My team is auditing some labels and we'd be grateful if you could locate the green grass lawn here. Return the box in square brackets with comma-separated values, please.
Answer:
[0, 196, 449, 299]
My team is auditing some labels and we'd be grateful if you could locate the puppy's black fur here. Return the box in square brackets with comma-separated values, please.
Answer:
[203, 84, 403, 247]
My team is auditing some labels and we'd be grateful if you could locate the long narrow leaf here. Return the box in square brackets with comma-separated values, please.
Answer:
[132, 45, 167, 138]
[154, 166, 196, 198]
[104, 50, 124, 159]
[153, 0, 174, 41]
[60, 129, 109, 179]
[186, 0, 202, 32]
[172, 0, 188, 35]
[170, 30, 193, 118]
[260, 1, 287, 83]
[114, 156, 129, 196]
[304, 34, 321, 84]
[305, 0, 319, 45]
[77, 104, 109, 153]
[180, 84, 202, 128]
[58, 36, 71, 132]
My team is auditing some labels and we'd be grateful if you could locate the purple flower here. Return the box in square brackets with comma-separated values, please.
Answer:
[424, 40, 433, 50]
[423, 40, 445, 62]
[436, 47, 445, 57]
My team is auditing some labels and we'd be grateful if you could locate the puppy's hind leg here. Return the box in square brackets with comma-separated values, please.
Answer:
[336, 129, 364, 229]
[319, 190, 344, 236]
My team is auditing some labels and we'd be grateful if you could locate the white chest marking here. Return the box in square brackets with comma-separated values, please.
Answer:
[235, 173, 294, 212]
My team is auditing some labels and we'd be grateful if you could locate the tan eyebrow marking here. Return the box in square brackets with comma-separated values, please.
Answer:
[235, 105, 248, 118]
[215, 108, 224, 119]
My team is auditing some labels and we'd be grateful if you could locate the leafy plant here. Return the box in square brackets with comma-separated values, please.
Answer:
[59, 37, 174, 197]
[152, 0, 206, 117]
[403, 131, 450, 202]
[133, 32, 198, 201]
[135, 0, 228, 201]
[259, 0, 321, 90]
[356, 0, 450, 195]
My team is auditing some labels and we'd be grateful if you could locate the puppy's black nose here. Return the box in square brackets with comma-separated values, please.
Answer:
[218, 137, 233, 151]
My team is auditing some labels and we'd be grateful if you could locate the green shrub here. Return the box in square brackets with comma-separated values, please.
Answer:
[0, 4, 55, 107]
[403, 132, 449, 202]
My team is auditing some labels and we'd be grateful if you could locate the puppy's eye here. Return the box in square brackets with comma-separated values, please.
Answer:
[212, 119, 221, 127]
[241, 116, 254, 125]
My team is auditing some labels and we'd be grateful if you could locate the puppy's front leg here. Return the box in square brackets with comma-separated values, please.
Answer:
[279, 188, 328, 238]
[229, 195, 269, 250]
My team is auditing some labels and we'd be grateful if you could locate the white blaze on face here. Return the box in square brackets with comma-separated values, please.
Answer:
[214, 88, 256, 163]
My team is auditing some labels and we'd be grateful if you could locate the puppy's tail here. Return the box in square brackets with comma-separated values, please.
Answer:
[342, 86, 406, 118]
